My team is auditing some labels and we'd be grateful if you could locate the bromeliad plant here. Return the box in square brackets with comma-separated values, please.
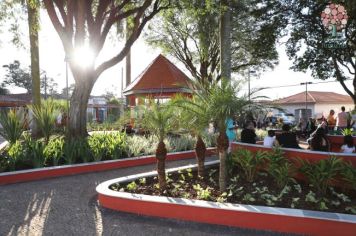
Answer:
[141, 101, 177, 190]
[0, 110, 25, 144]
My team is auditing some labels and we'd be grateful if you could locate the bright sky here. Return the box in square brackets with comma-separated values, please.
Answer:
[0, 10, 353, 100]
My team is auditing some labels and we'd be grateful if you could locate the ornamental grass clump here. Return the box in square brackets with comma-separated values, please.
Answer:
[29, 99, 59, 144]
[0, 110, 25, 144]
[299, 156, 342, 195]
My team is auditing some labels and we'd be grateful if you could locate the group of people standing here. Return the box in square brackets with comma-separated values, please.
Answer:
[326, 106, 355, 131]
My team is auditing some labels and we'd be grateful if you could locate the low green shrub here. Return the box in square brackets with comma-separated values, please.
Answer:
[268, 161, 295, 189]
[88, 132, 127, 161]
[340, 162, 356, 190]
[299, 156, 342, 195]
[7, 141, 24, 170]
[231, 149, 267, 182]
[44, 137, 64, 166]
[266, 147, 295, 188]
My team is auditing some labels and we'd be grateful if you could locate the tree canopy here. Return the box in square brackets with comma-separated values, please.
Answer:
[258, 0, 355, 107]
[145, 0, 282, 84]
[2, 60, 58, 95]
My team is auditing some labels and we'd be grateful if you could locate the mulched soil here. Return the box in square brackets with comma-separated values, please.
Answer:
[111, 165, 356, 215]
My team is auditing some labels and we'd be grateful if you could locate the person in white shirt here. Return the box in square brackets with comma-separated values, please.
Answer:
[340, 135, 355, 153]
[263, 130, 277, 148]
[336, 106, 348, 130]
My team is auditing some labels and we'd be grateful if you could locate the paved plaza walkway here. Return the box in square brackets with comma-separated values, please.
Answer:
[0, 157, 291, 236]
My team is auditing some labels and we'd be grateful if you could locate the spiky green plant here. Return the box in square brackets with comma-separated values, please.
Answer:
[0, 110, 25, 144]
[29, 99, 59, 143]
[341, 128, 353, 136]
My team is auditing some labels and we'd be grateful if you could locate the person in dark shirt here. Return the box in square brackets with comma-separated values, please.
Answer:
[309, 127, 330, 152]
[241, 122, 257, 144]
[276, 124, 301, 149]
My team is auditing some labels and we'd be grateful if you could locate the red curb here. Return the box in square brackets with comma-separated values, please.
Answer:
[97, 194, 356, 236]
[0, 148, 216, 185]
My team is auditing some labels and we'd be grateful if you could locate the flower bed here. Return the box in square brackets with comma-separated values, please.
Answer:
[0, 148, 216, 185]
[0, 132, 216, 173]
[96, 161, 356, 236]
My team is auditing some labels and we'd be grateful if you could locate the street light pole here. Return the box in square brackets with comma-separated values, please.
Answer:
[300, 82, 312, 119]
[248, 69, 256, 102]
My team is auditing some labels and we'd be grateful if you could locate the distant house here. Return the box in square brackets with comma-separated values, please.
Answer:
[0, 93, 120, 123]
[273, 91, 354, 120]
[87, 96, 123, 123]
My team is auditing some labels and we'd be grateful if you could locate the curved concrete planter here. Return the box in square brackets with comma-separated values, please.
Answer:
[0, 148, 216, 185]
[96, 161, 356, 236]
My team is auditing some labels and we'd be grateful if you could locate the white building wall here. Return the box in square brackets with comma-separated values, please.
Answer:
[273, 104, 315, 116]
[315, 103, 354, 116]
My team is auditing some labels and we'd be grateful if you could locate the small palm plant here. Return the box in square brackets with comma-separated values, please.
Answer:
[172, 95, 210, 177]
[0, 110, 25, 144]
[141, 101, 176, 190]
[200, 81, 252, 191]
[29, 99, 59, 144]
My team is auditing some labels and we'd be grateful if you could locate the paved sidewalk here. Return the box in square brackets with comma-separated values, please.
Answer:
[0, 157, 291, 236]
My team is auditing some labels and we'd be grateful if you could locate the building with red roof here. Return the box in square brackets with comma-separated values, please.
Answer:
[273, 91, 354, 120]
[123, 54, 192, 106]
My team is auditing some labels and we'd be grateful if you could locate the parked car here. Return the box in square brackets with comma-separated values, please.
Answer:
[275, 113, 296, 125]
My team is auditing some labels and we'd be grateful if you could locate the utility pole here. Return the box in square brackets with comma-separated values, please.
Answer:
[300, 82, 312, 119]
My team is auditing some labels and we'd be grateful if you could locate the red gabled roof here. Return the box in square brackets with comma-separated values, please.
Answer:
[273, 91, 353, 104]
[0, 93, 32, 107]
[123, 54, 192, 95]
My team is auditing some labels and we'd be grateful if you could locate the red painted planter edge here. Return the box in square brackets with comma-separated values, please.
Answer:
[96, 162, 356, 236]
[0, 148, 217, 185]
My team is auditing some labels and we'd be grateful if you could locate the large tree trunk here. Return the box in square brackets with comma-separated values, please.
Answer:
[195, 135, 206, 177]
[219, 0, 231, 82]
[156, 141, 167, 190]
[68, 73, 94, 137]
[217, 132, 229, 192]
[27, 0, 41, 136]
